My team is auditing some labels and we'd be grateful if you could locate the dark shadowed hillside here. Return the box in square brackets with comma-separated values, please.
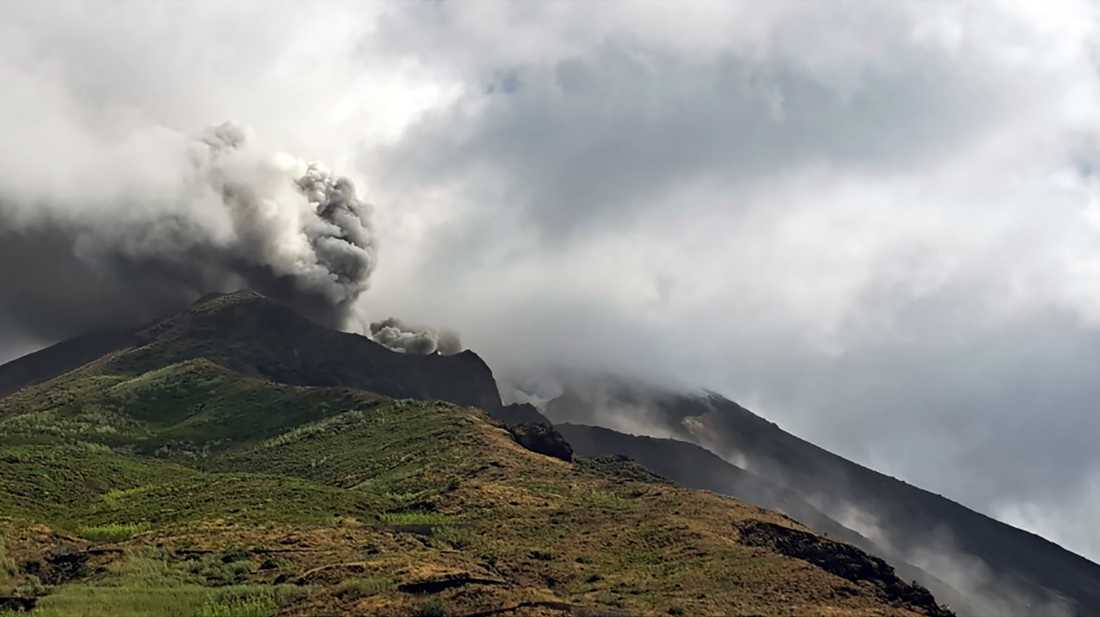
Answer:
[0, 330, 137, 398]
[547, 379, 1100, 617]
[0, 291, 502, 412]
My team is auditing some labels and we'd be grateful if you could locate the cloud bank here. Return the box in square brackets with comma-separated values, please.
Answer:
[2, 0, 1100, 563]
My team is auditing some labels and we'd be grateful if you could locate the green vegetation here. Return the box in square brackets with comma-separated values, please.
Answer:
[22, 581, 301, 617]
[0, 547, 307, 617]
[0, 443, 201, 522]
[333, 577, 395, 601]
[78, 522, 151, 543]
[377, 512, 456, 526]
[414, 598, 447, 617]
[0, 315, 946, 616]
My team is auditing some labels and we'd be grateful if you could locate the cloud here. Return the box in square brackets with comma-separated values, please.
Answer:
[0, 119, 376, 334]
[2, 0, 1100, 564]
[368, 317, 462, 355]
[356, 0, 1100, 563]
[0, 4, 390, 340]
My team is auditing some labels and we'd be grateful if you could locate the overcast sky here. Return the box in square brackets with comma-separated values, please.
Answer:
[2, 1, 1100, 562]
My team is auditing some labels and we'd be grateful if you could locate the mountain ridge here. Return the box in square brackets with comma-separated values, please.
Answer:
[546, 379, 1100, 616]
[1, 290, 502, 412]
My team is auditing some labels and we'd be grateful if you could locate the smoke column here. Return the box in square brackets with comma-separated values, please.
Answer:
[369, 317, 463, 355]
[0, 122, 377, 340]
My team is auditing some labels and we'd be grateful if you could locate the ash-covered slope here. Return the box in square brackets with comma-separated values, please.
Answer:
[547, 379, 1100, 617]
[0, 290, 502, 412]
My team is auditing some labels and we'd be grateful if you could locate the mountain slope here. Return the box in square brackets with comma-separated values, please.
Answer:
[556, 423, 970, 614]
[547, 379, 1100, 617]
[0, 292, 951, 616]
[0, 329, 136, 398]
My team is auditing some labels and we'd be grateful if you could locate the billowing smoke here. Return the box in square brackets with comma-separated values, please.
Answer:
[0, 122, 377, 339]
[369, 317, 462, 355]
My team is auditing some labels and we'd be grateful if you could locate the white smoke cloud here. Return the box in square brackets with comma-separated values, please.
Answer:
[195, 121, 376, 305]
[0, 120, 376, 329]
[368, 317, 462, 355]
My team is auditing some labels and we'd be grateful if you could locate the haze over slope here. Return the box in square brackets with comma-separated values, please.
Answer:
[546, 380, 1100, 617]
[555, 422, 970, 614]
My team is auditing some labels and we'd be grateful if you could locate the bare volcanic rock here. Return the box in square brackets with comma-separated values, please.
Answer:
[505, 422, 573, 462]
[491, 403, 551, 426]
[736, 519, 953, 617]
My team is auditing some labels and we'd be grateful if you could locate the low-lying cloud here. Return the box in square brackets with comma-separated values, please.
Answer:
[2, 0, 1100, 566]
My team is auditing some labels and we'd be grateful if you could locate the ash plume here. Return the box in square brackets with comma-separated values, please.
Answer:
[0, 122, 377, 341]
[369, 317, 462, 355]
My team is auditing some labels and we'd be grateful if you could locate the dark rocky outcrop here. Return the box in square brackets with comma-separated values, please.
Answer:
[396, 573, 506, 594]
[0, 596, 36, 612]
[505, 423, 573, 462]
[736, 519, 953, 617]
[490, 403, 551, 426]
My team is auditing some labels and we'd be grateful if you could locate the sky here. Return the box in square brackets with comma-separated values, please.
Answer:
[1, 1, 1099, 562]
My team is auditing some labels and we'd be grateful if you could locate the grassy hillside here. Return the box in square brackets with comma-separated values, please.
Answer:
[549, 379, 1100, 616]
[555, 423, 969, 613]
[0, 347, 949, 615]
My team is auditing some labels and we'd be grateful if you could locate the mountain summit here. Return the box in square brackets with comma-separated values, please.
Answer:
[1, 290, 502, 411]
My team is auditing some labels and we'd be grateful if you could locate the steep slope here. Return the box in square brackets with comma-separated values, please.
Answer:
[0, 345, 949, 615]
[557, 423, 969, 614]
[547, 379, 1100, 616]
[0, 329, 137, 398]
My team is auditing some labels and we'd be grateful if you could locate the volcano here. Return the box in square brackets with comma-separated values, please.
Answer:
[0, 291, 1093, 615]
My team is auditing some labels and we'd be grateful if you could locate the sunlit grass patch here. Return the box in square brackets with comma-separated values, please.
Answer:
[378, 512, 456, 526]
[20, 548, 308, 617]
[198, 587, 279, 617]
[78, 522, 151, 543]
[102, 486, 149, 507]
[24, 585, 301, 617]
[28, 586, 213, 617]
[578, 487, 635, 512]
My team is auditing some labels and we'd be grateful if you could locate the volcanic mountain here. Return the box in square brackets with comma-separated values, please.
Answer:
[0, 291, 951, 616]
[547, 379, 1100, 617]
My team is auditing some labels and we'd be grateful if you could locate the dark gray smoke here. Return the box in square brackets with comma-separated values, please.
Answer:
[0, 122, 377, 341]
[369, 317, 462, 355]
